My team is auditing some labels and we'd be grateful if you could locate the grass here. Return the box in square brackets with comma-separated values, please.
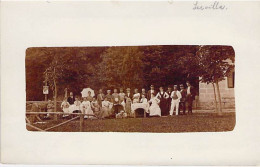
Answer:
[27, 112, 235, 133]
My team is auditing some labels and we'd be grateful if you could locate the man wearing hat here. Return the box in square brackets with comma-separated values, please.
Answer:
[179, 84, 187, 115]
[147, 85, 157, 101]
[186, 81, 196, 114]
[169, 85, 182, 116]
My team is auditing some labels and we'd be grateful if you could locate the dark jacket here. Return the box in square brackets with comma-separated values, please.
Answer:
[180, 89, 187, 102]
[67, 96, 75, 105]
[147, 90, 157, 100]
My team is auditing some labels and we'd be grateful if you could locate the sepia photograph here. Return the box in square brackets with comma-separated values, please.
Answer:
[25, 45, 235, 132]
[2, 0, 260, 165]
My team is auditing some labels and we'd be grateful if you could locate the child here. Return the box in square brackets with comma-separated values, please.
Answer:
[73, 96, 81, 113]
[45, 100, 54, 119]
[140, 94, 148, 104]
[61, 98, 70, 117]
[81, 97, 94, 119]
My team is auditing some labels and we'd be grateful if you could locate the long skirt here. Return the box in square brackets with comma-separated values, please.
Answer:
[125, 99, 132, 117]
[149, 104, 161, 117]
[159, 98, 168, 116]
[83, 107, 94, 119]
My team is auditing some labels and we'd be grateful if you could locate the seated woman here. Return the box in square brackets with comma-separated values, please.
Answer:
[81, 97, 94, 119]
[100, 97, 112, 119]
[148, 94, 161, 117]
[134, 94, 149, 117]
[86, 91, 94, 102]
[91, 97, 100, 117]
[61, 98, 70, 117]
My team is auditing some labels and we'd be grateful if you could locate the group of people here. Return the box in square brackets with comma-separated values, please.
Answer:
[60, 81, 196, 119]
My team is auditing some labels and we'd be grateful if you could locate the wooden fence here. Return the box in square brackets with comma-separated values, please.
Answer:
[26, 112, 97, 132]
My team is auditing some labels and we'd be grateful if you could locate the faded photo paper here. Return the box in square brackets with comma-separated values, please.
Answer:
[1, 1, 260, 166]
[25, 46, 235, 132]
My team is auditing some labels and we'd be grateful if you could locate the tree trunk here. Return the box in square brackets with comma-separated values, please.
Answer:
[54, 67, 58, 121]
[215, 80, 223, 115]
[212, 83, 219, 113]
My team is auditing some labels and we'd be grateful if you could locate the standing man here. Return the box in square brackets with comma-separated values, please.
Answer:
[179, 84, 187, 115]
[112, 88, 120, 115]
[186, 81, 196, 114]
[97, 89, 105, 106]
[166, 86, 173, 116]
[169, 85, 182, 116]
[147, 85, 157, 101]
[67, 92, 75, 105]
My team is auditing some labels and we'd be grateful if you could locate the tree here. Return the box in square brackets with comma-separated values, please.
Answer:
[97, 46, 144, 90]
[197, 45, 235, 114]
[43, 49, 66, 120]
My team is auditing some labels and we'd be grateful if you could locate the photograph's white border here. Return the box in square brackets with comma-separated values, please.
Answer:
[1, 1, 260, 165]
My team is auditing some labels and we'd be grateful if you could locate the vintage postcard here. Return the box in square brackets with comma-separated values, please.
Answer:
[1, 1, 259, 165]
[25, 45, 235, 133]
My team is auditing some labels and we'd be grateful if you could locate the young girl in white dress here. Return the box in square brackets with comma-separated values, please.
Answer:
[140, 94, 148, 104]
[61, 98, 70, 117]
[148, 94, 161, 117]
[81, 97, 94, 119]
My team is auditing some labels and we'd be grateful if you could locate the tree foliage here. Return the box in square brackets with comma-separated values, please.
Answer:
[26, 45, 234, 102]
[197, 45, 235, 84]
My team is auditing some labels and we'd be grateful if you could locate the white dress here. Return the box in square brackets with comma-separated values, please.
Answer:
[61, 101, 70, 114]
[69, 101, 81, 113]
[81, 101, 94, 118]
[149, 97, 161, 116]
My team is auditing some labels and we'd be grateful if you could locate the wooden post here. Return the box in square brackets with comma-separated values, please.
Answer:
[44, 73, 48, 101]
[80, 114, 84, 132]
[53, 67, 58, 121]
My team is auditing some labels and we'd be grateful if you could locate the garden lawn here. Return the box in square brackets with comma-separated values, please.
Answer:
[27, 112, 235, 132]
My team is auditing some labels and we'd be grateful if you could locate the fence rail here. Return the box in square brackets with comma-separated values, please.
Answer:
[26, 112, 97, 132]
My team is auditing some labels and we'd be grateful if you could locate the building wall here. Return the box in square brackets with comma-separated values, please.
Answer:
[198, 77, 235, 109]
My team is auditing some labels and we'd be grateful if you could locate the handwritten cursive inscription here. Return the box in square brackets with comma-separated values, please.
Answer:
[193, 1, 227, 10]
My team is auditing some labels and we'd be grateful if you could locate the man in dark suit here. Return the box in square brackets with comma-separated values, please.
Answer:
[186, 81, 196, 114]
[147, 85, 157, 101]
[179, 84, 187, 115]
[166, 85, 172, 115]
